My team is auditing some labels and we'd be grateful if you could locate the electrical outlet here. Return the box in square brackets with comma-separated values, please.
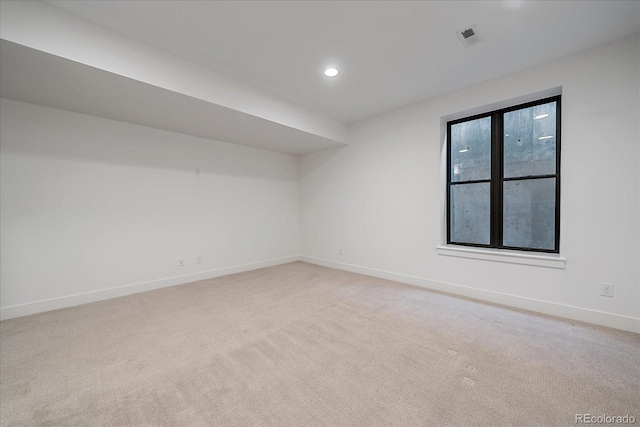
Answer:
[178, 258, 184, 267]
[339, 248, 343, 255]
[195, 169, 200, 178]
[196, 256, 203, 264]
[600, 283, 614, 298]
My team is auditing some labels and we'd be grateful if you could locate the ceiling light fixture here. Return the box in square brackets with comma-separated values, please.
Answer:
[534, 113, 549, 120]
[324, 67, 339, 77]
[538, 136, 553, 140]
[459, 148, 469, 153]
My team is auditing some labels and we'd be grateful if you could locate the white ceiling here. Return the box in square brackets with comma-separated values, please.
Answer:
[43, 0, 640, 124]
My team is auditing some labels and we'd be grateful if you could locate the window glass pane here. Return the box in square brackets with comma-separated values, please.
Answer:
[450, 182, 490, 245]
[503, 178, 556, 250]
[450, 116, 491, 182]
[504, 101, 556, 178]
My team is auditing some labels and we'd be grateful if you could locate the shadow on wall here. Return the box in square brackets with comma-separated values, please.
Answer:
[0, 99, 298, 182]
[297, 144, 346, 179]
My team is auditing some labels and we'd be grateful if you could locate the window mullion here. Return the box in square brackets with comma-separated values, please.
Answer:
[490, 113, 503, 248]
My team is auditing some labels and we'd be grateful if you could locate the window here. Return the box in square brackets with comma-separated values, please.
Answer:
[447, 96, 560, 253]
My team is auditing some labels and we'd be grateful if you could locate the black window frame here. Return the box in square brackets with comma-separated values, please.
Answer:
[446, 95, 561, 253]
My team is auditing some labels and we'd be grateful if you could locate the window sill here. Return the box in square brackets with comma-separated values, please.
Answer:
[436, 245, 566, 269]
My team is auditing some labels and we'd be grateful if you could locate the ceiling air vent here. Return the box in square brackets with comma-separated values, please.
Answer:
[457, 26, 483, 47]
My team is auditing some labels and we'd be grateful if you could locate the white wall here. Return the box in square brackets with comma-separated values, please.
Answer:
[0, 99, 299, 318]
[300, 35, 640, 332]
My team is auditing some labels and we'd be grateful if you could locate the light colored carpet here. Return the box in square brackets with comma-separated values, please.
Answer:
[1, 261, 638, 426]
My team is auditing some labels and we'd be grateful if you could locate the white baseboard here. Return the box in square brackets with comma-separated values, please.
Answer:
[0, 255, 300, 321]
[4, 254, 638, 334]
[300, 255, 640, 334]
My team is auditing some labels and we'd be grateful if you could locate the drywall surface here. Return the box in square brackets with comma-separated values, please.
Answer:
[1, 99, 299, 318]
[0, 0, 347, 146]
[300, 35, 640, 332]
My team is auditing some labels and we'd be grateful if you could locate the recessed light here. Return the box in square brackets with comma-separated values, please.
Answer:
[538, 136, 553, 140]
[459, 148, 469, 153]
[324, 67, 339, 77]
[534, 114, 549, 120]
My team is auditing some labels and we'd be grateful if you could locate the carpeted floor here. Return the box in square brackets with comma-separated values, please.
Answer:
[1, 261, 638, 426]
